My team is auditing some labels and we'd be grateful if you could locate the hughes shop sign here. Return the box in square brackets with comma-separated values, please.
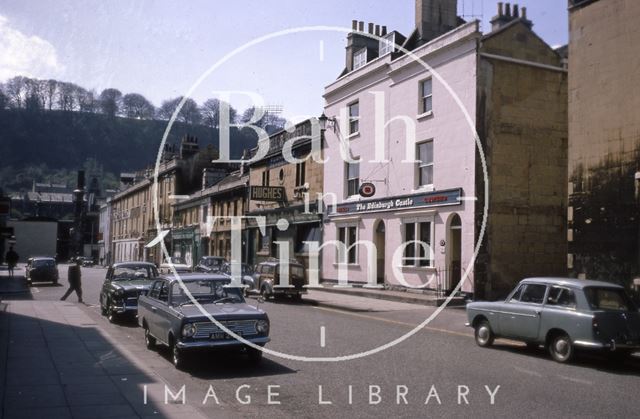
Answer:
[250, 186, 286, 202]
[330, 188, 462, 216]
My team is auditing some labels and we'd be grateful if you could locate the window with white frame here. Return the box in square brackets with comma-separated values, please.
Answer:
[348, 102, 359, 135]
[353, 48, 367, 70]
[420, 78, 433, 114]
[379, 32, 395, 56]
[337, 225, 357, 264]
[402, 221, 433, 267]
[346, 161, 360, 197]
[417, 140, 434, 187]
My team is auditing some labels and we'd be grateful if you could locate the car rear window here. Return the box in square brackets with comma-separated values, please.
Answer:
[584, 287, 636, 311]
[33, 259, 55, 268]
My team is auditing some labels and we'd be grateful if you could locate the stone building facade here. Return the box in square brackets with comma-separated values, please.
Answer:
[567, 0, 640, 285]
[246, 119, 324, 268]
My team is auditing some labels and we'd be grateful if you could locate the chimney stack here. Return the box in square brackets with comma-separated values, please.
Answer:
[381, 26, 387, 36]
[352, 20, 357, 30]
[415, 0, 459, 44]
[375, 24, 380, 36]
[490, 2, 532, 31]
[345, 19, 381, 72]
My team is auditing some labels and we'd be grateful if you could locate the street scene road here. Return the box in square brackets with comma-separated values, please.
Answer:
[2, 264, 639, 418]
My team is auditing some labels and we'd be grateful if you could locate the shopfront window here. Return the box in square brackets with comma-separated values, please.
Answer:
[337, 225, 357, 264]
[402, 221, 432, 267]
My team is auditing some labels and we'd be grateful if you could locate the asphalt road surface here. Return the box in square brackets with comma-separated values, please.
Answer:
[22, 265, 640, 418]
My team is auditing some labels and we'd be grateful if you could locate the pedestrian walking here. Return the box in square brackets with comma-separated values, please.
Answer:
[5, 246, 19, 278]
[61, 260, 83, 303]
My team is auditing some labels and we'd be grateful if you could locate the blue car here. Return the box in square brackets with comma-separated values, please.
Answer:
[467, 277, 640, 363]
[137, 273, 270, 369]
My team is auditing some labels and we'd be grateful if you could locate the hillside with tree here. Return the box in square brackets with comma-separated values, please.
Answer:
[0, 76, 287, 192]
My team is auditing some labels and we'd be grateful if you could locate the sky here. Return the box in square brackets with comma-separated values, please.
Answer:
[0, 0, 568, 121]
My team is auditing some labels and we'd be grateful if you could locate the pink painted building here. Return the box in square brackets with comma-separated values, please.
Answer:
[321, 1, 568, 299]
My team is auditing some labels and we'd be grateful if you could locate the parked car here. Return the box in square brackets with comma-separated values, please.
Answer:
[159, 257, 191, 274]
[251, 258, 307, 300]
[195, 256, 227, 273]
[137, 273, 270, 369]
[221, 263, 255, 294]
[78, 257, 95, 267]
[99, 262, 159, 322]
[25, 257, 59, 285]
[466, 277, 640, 363]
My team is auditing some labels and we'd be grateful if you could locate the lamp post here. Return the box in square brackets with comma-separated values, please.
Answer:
[72, 187, 85, 258]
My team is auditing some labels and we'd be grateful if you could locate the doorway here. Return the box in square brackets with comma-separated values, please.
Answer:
[374, 220, 386, 284]
[446, 214, 462, 291]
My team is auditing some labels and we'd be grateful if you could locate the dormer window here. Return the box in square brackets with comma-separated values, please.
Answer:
[353, 48, 367, 70]
[379, 32, 395, 56]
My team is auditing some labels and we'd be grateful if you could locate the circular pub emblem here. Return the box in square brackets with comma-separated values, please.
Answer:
[359, 182, 376, 197]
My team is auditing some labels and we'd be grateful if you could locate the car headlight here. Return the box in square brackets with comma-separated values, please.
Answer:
[114, 288, 124, 296]
[182, 323, 196, 338]
[256, 320, 269, 334]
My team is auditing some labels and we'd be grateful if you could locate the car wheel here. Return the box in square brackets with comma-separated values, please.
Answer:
[144, 326, 156, 349]
[247, 346, 263, 364]
[107, 300, 118, 323]
[549, 333, 574, 363]
[474, 320, 495, 347]
[170, 339, 184, 369]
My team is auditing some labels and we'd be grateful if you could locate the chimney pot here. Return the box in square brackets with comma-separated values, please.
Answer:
[513, 4, 519, 18]
[497, 2, 504, 16]
[381, 26, 387, 36]
[375, 24, 380, 36]
[352, 20, 357, 30]
[368, 22, 374, 34]
[358, 21, 364, 32]
[505, 3, 511, 17]
[521, 6, 527, 20]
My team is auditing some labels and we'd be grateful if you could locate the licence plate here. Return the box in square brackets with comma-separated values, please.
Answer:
[211, 331, 242, 340]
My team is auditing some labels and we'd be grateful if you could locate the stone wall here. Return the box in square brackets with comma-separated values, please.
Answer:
[477, 23, 568, 299]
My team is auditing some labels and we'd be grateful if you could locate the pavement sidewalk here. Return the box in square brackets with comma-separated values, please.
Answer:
[303, 283, 467, 311]
[0, 300, 207, 419]
[0, 265, 29, 296]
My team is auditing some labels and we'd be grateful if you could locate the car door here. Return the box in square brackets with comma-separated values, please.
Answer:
[143, 280, 163, 337]
[153, 281, 174, 343]
[499, 283, 548, 340]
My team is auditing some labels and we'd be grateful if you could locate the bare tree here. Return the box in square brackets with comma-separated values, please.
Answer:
[57, 82, 78, 111]
[0, 89, 8, 110]
[77, 87, 97, 113]
[5, 76, 28, 109]
[122, 93, 155, 119]
[201, 98, 238, 128]
[44, 79, 58, 110]
[158, 96, 202, 125]
[99, 88, 122, 118]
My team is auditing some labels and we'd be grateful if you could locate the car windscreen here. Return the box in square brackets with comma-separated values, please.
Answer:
[32, 259, 55, 268]
[171, 280, 244, 305]
[112, 267, 150, 280]
[204, 258, 223, 267]
[290, 265, 304, 278]
[584, 287, 637, 311]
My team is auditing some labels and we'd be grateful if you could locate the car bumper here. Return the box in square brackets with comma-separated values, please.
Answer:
[177, 336, 270, 350]
[573, 339, 640, 351]
[112, 305, 138, 314]
[273, 288, 307, 295]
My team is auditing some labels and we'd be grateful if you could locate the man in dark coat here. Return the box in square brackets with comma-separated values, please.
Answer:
[61, 260, 83, 303]
[5, 246, 19, 278]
